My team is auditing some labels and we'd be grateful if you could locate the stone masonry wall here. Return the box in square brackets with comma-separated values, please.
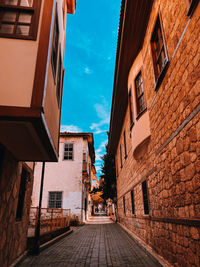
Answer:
[0, 149, 34, 267]
[116, 1, 200, 266]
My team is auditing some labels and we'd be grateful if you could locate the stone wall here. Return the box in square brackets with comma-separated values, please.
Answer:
[115, 1, 200, 266]
[0, 148, 34, 266]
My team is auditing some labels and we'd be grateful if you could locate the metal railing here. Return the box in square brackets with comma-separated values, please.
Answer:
[28, 207, 71, 237]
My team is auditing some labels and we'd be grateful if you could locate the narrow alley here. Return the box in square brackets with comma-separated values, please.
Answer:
[19, 216, 162, 267]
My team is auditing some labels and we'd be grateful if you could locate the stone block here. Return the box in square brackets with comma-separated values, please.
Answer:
[190, 227, 199, 240]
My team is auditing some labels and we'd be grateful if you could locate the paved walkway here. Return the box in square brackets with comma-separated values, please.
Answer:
[20, 216, 162, 267]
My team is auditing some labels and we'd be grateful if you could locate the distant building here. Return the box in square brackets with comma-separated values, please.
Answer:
[31, 132, 95, 223]
[0, 0, 76, 266]
[109, 0, 200, 266]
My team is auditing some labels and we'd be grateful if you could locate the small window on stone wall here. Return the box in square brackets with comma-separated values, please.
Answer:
[16, 167, 29, 221]
[120, 144, 123, 168]
[123, 196, 126, 215]
[185, 0, 199, 16]
[128, 88, 134, 129]
[131, 190, 135, 215]
[123, 130, 127, 159]
[142, 180, 149, 215]
[115, 156, 118, 177]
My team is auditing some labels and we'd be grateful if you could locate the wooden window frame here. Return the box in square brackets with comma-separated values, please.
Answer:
[123, 130, 127, 159]
[123, 196, 126, 215]
[151, 14, 169, 91]
[131, 190, 135, 215]
[56, 47, 63, 107]
[135, 71, 147, 119]
[185, 0, 199, 16]
[16, 167, 29, 221]
[63, 143, 74, 160]
[48, 191, 62, 209]
[128, 87, 134, 130]
[0, 0, 42, 40]
[142, 180, 149, 215]
[51, 6, 59, 82]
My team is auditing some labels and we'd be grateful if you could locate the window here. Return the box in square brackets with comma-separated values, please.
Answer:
[16, 167, 28, 220]
[131, 190, 135, 215]
[56, 49, 62, 106]
[51, 9, 59, 81]
[128, 88, 134, 128]
[48, 192, 62, 208]
[115, 156, 118, 177]
[64, 143, 73, 160]
[135, 72, 146, 116]
[82, 151, 87, 171]
[120, 144, 123, 168]
[123, 196, 126, 215]
[142, 180, 149, 215]
[185, 0, 199, 16]
[0, 0, 41, 40]
[151, 16, 168, 88]
[123, 130, 127, 158]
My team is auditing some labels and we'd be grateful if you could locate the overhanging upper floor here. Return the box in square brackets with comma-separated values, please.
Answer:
[108, 0, 153, 155]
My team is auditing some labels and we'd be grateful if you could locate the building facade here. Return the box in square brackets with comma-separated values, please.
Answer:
[0, 0, 76, 266]
[31, 132, 95, 223]
[109, 0, 200, 266]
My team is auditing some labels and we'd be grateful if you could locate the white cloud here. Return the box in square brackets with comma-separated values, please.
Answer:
[84, 67, 92, 74]
[95, 140, 107, 162]
[96, 154, 103, 161]
[94, 130, 107, 134]
[96, 140, 107, 153]
[95, 166, 101, 172]
[90, 101, 110, 134]
[112, 30, 117, 36]
[60, 125, 82, 133]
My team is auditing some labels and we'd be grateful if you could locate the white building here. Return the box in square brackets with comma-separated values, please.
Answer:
[31, 132, 95, 223]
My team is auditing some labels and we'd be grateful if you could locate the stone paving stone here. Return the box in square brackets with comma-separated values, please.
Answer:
[19, 217, 162, 267]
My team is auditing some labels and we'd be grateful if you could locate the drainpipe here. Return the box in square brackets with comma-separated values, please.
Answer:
[33, 161, 46, 255]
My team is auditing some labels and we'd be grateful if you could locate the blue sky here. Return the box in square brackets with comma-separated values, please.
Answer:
[61, 0, 121, 178]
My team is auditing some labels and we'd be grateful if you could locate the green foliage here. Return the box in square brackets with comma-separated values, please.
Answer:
[100, 144, 117, 202]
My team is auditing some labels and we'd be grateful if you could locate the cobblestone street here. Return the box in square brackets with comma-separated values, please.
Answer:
[20, 216, 162, 267]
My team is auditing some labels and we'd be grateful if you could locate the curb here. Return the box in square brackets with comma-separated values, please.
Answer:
[118, 223, 172, 267]
[39, 229, 73, 252]
[12, 229, 73, 266]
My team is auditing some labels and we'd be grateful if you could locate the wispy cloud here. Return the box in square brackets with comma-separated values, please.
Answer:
[94, 130, 107, 134]
[60, 125, 82, 133]
[95, 166, 101, 172]
[90, 100, 110, 134]
[112, 30, 117, 36]
[96, 140, 107, 153]
[84, 67, 93, 74]
[95, 140, 107, 162]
